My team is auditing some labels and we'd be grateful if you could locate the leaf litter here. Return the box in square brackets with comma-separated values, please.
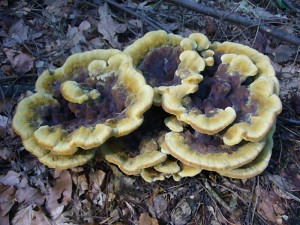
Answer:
[0, 0, 299, 224]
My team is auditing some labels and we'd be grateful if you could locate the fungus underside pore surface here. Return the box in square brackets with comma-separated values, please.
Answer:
[110, 106, 170, 157]
[137, 46, 182, 87]
[185, 53, 258, 122]
[39, 67, 129, 132]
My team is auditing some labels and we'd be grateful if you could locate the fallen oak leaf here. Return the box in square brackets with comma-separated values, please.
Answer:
[97, 3, 127, 48]
[138, 212, 159, 225]
[12, 204, 52, 225]
[45, 170, 72, 219]
[4, 48, 34, 74]
[0, 170, 21, 186]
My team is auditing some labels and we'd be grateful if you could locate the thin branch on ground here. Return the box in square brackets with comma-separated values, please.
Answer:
[98, 0, 172, 33]
[168, 0, 300, 45]
[282, 0, 300, 13]
[204, 179, 232, 213]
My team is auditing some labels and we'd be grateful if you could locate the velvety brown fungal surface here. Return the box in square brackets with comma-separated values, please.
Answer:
[182, 129, 242, 154]
[39, 68, 129, 132]
[184, 54, 258, 123]
[137, 46, 182, 87]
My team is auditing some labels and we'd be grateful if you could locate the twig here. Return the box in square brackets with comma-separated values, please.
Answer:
[168, 0, 300, 45]
[0, 74, 37, 84]
[101, 0, 171, 33]
[251, 178, 259, 225]
[279, 117, 300, 126]
[204, 179, 232, 213]
[278, 123, 300, 137]
[282, 0, 300, 13]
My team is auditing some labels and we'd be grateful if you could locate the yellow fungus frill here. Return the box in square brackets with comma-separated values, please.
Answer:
[210, 41, 280, 95]
[35, 49, 121, 95]
[217, 126, 275, 179]
[222, 77, 282, 145]
[162, 84, 237, 135]
[99, 135, 167, 175]
[123, 30, 208, 105]
[164, 131, 267, 171]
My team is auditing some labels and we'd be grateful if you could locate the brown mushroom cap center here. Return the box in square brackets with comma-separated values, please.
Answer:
[39, 68, 129, 132]
[182, 129, 242, 154]
[184, 53, 258, 123]
[137, 46, 182, 87]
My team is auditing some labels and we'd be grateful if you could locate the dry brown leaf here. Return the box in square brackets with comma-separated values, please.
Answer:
[8, 19, 29, 44]
[138, 212, 159, 225]
[4, 48, 34, 74]
[171, 199, 192, 225]
[67, 26, 86, 48]
[274, 45, 295, 63]
[46, 170, 72, 219]
[78, 20, 91, 32]
[152, 194, 169, 223]
[0, 170, 21, 186]
[89, 37, 105, 49]
[12, 205, 36, 225]
[89, 169, 106, 206]
[90, 169, 106, 192]
[97, 3, 127, 48]
[0, 147, 14, 161]
[12, 204, 52, 225]
[15, 186, 45, 206]
[72, 174, 88, 196]
[0, 185, 15, 218]
[255, 186, 285, 224]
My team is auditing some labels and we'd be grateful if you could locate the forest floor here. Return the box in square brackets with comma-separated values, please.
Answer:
[0, 0, 299, 224]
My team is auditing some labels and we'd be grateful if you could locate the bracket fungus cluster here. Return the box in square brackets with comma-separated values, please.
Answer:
[13, 30, 282, 181]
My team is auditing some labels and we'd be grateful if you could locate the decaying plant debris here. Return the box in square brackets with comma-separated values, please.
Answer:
[0, 0, 299, 224]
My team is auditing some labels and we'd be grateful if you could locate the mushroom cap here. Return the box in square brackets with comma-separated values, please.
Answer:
[164, 116, 186, 132]
[162, 42, 281, 138]
[210, 41, 280, 95]
[12, 93, 59, 141]
[123, 30, 183, 66]
[100, 137, 167, 175]
[173, 163, 203, 181]
[141, 168, 166, 182]
[180, 38, 197, 50]
[124, 30, 205, 105]
[154, 157, 181, 174]
[22, 137, 95, 169]
[164, 131, 267, 171]
[222, 77, 282, 145]
[34, 124, 112, 155]
[188, 33, 210, 51]
[217, 125, 275, 179]
[60, 80, 101, 104]
[221, 54, 258, 79]
[162, 84, 198, 117]
[162, 83, 237, 135]
[38, 149, 96, 170]
[103, 54, 155, 137]
[178, 50, 205, 77]
[36, 49, 121, 95]
[180, 107, 237, 135]
[201, 49, 215, 66]
[14, 51, 154, 158]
